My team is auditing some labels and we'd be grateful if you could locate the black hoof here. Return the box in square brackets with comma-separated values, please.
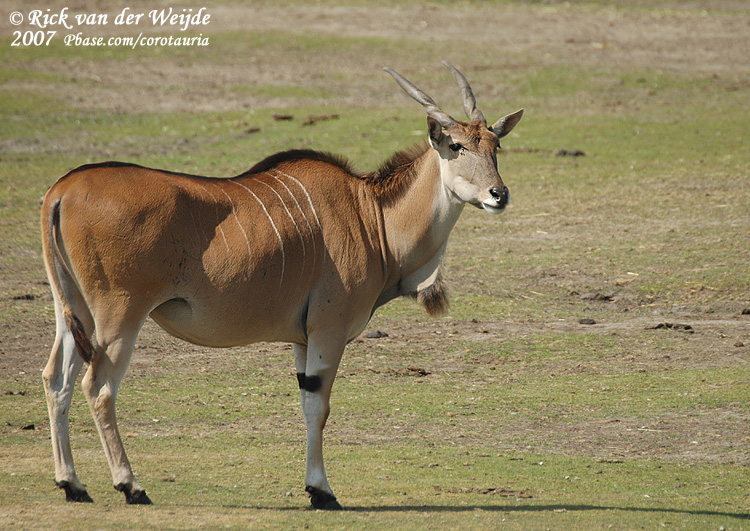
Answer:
[56, 480, 94, 503]
[115, 483, 153, 505]
[305, 486, 343, 510]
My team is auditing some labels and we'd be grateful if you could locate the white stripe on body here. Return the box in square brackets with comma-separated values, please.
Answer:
[207, 182, 251, 259]
[256, 179, 306, 257]
[255, 177, 310, 286]
[227, 179, 286, 293]
[267, 173, 318, 258]
[270, 169, 324, 239]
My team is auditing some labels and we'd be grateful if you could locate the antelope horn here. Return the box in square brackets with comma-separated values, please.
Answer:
[384, 67, 455, 128]
[442, 61, 486, 124]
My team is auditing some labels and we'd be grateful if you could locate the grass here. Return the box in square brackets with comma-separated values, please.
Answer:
[2, 351, 748, 529]
[1, 0, 749, 529]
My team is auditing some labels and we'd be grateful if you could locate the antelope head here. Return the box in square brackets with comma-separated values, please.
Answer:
[385, 62, 523, 214]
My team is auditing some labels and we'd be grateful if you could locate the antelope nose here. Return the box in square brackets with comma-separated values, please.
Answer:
[489, 186, 510, 207]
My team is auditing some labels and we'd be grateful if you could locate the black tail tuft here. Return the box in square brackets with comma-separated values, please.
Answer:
[65, 310, 94, 364]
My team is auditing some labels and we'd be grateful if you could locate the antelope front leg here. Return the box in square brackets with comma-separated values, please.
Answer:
[297, 336, 344, 510]
[293, 343, 308, 413]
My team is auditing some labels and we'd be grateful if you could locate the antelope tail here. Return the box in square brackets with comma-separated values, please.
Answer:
[47, 199, 94, 364]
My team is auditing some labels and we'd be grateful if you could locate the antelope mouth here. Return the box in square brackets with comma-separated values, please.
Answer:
[481, 199, 506, 214]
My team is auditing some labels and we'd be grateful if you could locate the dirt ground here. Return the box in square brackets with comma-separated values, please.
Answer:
[3, 2, 749, 113]
[1, 1, 748, 473]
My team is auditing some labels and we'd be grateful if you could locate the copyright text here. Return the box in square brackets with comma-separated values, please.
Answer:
[8, 6, 212, 48]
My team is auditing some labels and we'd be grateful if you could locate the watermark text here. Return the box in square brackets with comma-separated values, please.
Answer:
[9, 6, 212, 48]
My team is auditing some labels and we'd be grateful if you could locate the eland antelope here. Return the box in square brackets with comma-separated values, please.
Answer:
[40, 62, 523, 510]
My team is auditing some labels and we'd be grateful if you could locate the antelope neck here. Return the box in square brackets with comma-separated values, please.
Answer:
[380, 148, 464, 287]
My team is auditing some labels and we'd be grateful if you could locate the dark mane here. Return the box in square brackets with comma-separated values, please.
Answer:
[362, 142, 429, 205]
[242, 149, 357, 177]
[241, 145, 430, 205]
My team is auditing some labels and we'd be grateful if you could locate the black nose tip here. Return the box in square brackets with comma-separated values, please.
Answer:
[489, 186, 509, 207]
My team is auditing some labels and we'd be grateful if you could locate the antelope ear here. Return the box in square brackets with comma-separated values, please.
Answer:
[490, 108, 524, 139]
[427, 116, 445, 144]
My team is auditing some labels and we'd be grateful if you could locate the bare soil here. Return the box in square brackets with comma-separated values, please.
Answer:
[3, 2, 749, 113]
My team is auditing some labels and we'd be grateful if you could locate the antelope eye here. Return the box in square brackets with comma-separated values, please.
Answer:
[449, 143, 463, 152]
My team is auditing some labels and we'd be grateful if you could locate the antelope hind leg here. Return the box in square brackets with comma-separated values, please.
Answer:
[42, 295, 92, 502]
[82, 323, 152, 505]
